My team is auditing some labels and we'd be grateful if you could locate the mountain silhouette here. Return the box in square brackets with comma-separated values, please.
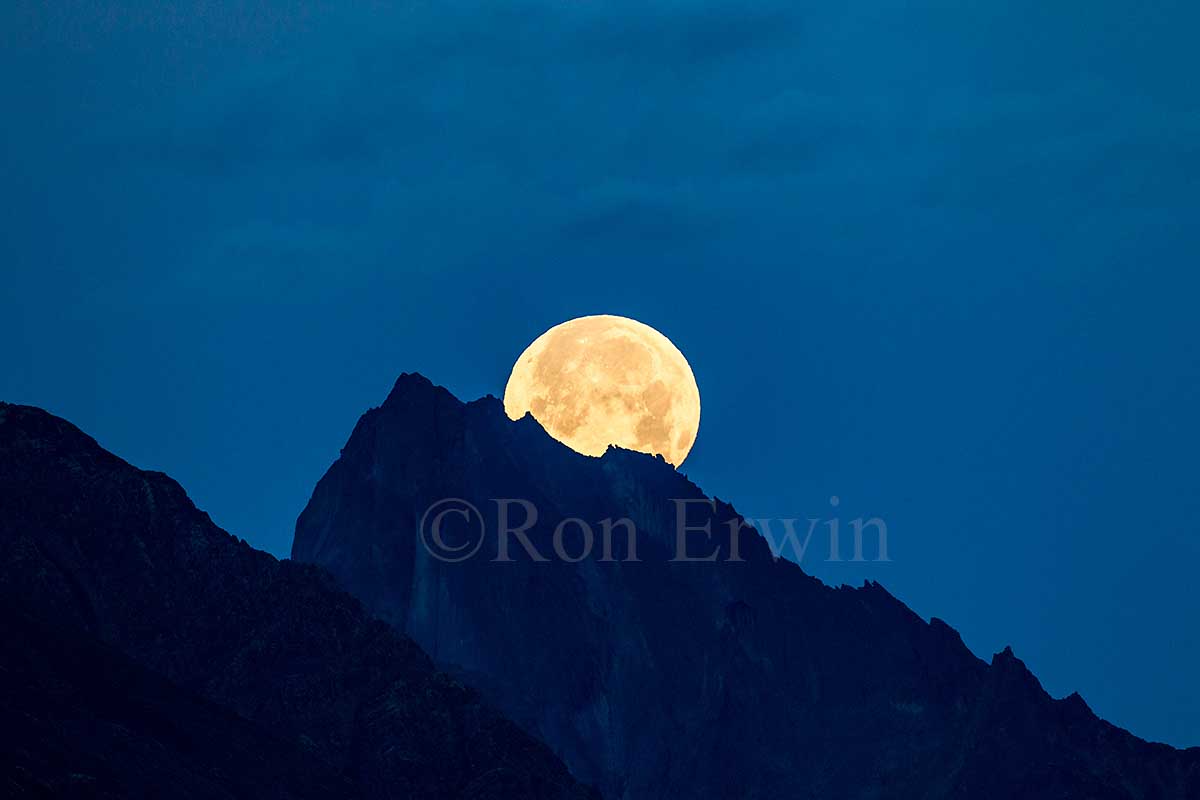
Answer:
[293, 373, 1200, 799]
[0, 402, 595, 800]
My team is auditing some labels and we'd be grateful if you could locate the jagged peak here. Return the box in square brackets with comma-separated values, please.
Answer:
[600, 443, 670, 466]
[464, 393, 519, 428]
[376, 374, 697, 481]
[513, 408, 547, 430]
[390, 370, 435, 390]
[1060, 691, 1096, 719]
[467, 392, 504, 410]
[381, 371, 462, 410]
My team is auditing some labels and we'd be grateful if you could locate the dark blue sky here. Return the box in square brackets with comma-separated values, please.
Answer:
[3, 1, 1198, 746]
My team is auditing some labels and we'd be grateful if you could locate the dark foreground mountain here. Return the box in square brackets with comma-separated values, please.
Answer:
[295, 373, 1200, 800]
[0, 402, 595, 800]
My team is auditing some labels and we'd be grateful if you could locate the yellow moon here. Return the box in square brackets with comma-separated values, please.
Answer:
[503, 315, 701, 467]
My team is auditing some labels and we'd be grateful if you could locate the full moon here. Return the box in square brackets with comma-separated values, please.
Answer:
[503, 315, 701, 467]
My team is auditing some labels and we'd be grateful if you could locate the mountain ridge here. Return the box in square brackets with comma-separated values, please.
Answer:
[294, 372, 1200, 799]
[0, 400, 596, 800]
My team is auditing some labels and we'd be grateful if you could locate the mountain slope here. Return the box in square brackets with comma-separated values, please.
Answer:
[294, 373, 1200, 800]
[0, 401, 595, 800]
[0, 608, 356, 799]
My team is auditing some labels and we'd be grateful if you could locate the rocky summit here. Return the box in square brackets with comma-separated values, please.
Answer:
[294, 373, 1200, 800]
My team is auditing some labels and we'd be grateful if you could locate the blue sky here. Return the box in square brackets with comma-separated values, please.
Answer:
[3, 0, 1198, 746]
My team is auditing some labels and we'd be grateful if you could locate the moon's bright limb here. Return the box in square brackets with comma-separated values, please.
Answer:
[503, 315, 701, 467]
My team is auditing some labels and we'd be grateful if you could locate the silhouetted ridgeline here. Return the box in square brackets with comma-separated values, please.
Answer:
[293, 373, 1200, 800]
[0, 402, 595, 800]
